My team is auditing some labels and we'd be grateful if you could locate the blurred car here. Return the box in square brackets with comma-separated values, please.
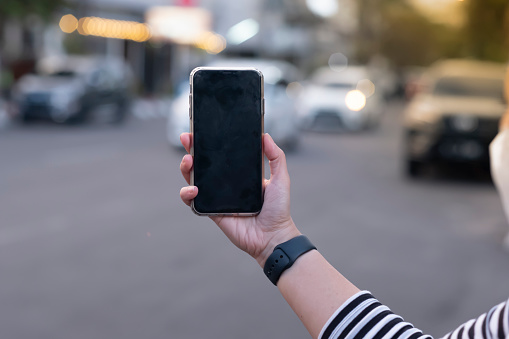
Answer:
[297, 66, 383, 131]
[11, 55, 133, 124]
[402, 67, 426, 100]
[403, 59, 506, 177]
[167, 58, 302, 150]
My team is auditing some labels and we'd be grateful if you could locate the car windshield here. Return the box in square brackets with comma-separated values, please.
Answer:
[433, 76, 504, 100]
[322, 82, 355, 89]
[48, 70, 77, 77]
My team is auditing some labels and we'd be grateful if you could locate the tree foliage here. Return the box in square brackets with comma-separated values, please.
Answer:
[464, 0, 509, 62]
[0, 0, 68, 21]
[356, 0, 509, 67]
[379, 3, 461, 67]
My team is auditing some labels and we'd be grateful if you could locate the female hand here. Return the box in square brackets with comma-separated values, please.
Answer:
[179, 133, 301, 267]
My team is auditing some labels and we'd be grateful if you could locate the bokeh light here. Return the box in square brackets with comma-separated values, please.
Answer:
[357, 79, 376, 98]
[305, 0, 339, 17]
[195, 32, 227, 54]
[345, 90, 367, 111]
[62, 15, 151, 42]
[328, 52, 348, 72]
[286, 81, 303, 98]
[77, 17, 90, 35]
[59, 14, 78, 34]
[226, 19, 259, 45]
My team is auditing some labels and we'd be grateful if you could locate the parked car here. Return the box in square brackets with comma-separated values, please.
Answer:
[297, 66, 383, 131]
[167, 58, 302, 150]
[11, 55, 133, 124]
[403, 59, 506, 177]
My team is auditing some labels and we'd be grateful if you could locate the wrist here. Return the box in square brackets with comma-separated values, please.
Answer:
[263, 235, 316, 285]
[255, 221, 302, 268]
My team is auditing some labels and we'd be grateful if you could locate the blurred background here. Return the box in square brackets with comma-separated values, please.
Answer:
[1, 0, 509, 338]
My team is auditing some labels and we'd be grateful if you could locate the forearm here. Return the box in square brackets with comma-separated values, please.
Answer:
[276, 247, 509, 339]
[276, 249, 360, 338]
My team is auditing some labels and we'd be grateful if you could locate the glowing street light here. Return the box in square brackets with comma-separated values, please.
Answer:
[146, 6, 211, 45]
[226, 19, 259, 45]
[61, 15, 151, 42]
[305, 0, 338, 18]
[195, 32, 227, 54]
[59, 14, 78, 33]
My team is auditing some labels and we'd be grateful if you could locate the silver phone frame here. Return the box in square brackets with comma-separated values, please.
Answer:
[189, 66, 265, 217]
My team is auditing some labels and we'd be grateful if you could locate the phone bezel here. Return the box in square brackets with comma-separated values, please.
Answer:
[189, 66, 265, 216]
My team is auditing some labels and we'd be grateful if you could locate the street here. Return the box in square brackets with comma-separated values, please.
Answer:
[1, 102, 508, 339]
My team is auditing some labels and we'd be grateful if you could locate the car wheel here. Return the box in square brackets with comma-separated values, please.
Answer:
[110, 102, 128, 125]
[367, 114, 381, 130]
[343, 118, 364, 131]
[19, 114, 33, 124]
[406, 159, 423, 178]
[66, 111, 88, 124]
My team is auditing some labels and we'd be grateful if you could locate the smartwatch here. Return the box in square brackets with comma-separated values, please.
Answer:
[263, 235, 316, 285]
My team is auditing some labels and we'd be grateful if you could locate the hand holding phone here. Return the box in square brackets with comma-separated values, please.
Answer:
[179, 132, 301, 267]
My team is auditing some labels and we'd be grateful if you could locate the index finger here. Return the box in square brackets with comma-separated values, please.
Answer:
[180, 133, 192, 154]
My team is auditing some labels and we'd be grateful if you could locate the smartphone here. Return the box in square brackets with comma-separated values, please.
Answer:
[190, 67, 264, 216]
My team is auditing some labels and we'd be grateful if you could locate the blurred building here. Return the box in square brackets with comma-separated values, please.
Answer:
[1, 0, 361, 96]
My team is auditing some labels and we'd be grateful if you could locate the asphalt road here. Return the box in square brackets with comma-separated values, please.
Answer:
[1, 102, 508, 339]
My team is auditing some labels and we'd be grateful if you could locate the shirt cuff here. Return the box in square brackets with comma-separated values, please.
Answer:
[318, 291, 373, 339]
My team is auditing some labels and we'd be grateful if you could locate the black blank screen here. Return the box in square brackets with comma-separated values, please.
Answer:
[192, 69, 263, 214]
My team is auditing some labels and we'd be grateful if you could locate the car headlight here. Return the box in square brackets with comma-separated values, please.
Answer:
[407, 102, 441, 125]
[450, 115, 478, 132]
[345, 90, 366, 111]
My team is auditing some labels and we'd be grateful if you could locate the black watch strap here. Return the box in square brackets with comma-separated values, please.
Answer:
[263, 235, 316, 285]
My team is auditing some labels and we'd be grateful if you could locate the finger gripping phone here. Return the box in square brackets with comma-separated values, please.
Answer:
[190, 67, 264, 216]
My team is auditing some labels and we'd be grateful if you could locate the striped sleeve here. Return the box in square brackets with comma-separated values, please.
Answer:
[318, 291, 509, 339]
[441, 298, 509, 339]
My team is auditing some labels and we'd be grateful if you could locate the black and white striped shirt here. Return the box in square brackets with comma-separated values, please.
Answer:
[319, 291, 509, 339]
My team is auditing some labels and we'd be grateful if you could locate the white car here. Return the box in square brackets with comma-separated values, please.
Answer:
[297, 66, 383, 131]
[167, 58, 302, 150]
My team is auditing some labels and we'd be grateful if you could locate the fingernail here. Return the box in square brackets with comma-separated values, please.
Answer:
[188, 186, 196, 194]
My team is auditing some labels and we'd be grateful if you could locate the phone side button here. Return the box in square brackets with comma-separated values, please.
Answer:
[263, 98, 265, 115]
[189, 95, 192, 118]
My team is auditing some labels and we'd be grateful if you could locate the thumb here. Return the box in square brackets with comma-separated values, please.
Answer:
[264, 134, 288, 180]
